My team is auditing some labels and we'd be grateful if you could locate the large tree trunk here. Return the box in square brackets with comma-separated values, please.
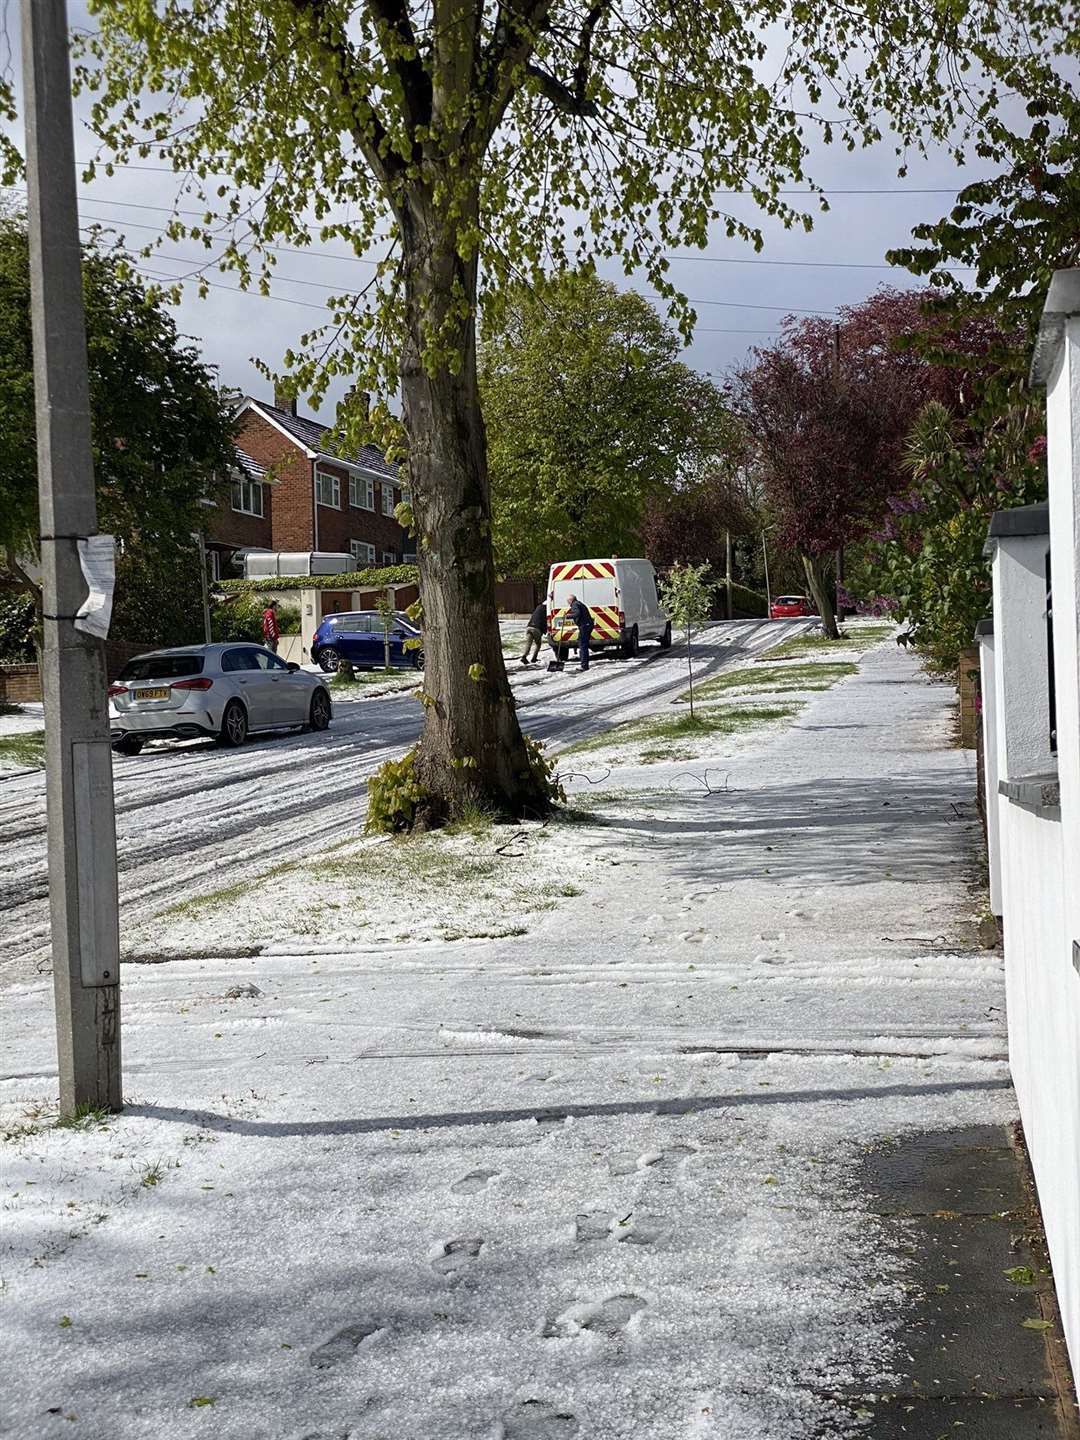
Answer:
[398, 190, 545, 825]
[800, 550, 840, 639]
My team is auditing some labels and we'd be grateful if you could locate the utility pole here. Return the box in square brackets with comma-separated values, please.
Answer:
[196, 532, 212, 643]
[761, 530, 772, 614]
[831, 322, 845, 622]
[22, 0, 122, 1115]
[724, 529, 733, 620]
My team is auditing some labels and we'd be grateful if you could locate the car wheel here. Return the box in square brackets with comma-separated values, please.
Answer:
[317, 647, 341, 673]
[309, 689, 332, 731]
[659, 621, 672, 649]
[218, 699, 248, 748]
[621, 625, 639, 659]
[112, 735, 143, 756]
[409, 648, 424, 671]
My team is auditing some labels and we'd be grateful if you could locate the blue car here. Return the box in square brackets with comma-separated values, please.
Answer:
[311, 610, 424, 673]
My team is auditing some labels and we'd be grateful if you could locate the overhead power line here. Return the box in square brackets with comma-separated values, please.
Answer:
[71, 156, 969, 197]
[16, 187, 973, 273]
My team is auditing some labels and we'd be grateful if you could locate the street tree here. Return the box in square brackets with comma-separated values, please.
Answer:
[481, 273, 734, 578]
[733, 289, 990, 637]
[658, 562, 715, 718]
[68, 0, 1071, 823]
[0, 215, 235, 632]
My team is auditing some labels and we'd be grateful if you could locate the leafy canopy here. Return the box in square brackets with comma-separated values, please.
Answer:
[0, 216, 235, 588]
[63, 0, 1075, 425]
[480, 272, 735, 577]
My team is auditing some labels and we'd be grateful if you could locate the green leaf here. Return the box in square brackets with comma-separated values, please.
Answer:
[189, 1396, 217, 1407]
[1020, 1318, 1052, 1331]
[1003, 1265, 1037, 1286]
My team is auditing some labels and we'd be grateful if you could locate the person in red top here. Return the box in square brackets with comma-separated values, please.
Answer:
[262, 600, 280, 653]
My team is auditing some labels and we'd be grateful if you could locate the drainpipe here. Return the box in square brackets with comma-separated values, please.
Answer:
[312, 464, 320, 553]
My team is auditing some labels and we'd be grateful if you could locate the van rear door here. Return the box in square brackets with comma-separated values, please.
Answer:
[548, 561, 621, 644]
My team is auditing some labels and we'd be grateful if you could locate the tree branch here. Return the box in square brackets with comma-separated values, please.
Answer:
[289, 0, 405, 193]
[524, 62, 599, 117]
[363, 0, 433, 133]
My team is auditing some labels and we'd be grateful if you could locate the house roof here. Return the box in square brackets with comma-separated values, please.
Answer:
[235, 447, 270, 483]
[245, 398, 400, 482]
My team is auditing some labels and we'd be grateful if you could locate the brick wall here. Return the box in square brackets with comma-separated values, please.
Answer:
[233, 410, 315, 552]
[312, 460, 409, 563]
[958, 645, 980, 748]
[0, 664, 41, 703]
[226, 408, 410, 562]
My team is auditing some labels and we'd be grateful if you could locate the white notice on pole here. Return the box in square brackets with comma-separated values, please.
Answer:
[74, 534, 116, 639]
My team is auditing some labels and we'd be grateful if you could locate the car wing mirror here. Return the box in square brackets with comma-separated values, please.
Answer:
[286, 661, 300, 672]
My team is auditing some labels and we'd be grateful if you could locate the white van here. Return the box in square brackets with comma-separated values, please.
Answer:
[546, 557, 671, 659]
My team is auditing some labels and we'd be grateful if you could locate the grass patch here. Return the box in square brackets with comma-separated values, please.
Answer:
[330, 668, 418, 691]
[684, 661, 857, 702]
[760, 623, 893, 662]
[0, 730, 45, 769]
[159, 859, 300, 920]
[563, 704, 801, 757]
[55, 1103, 111, 1132]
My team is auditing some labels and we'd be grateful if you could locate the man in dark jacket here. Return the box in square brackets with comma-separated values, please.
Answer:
[521, 601, 548, 665]
[566, 594, 594, 671]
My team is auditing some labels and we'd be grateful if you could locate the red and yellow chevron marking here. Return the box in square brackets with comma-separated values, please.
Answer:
[548, 604, 622, 643]
[550, 560, 616, 582]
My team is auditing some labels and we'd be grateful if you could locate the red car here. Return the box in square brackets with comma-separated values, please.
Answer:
[769, 594, 816, 619]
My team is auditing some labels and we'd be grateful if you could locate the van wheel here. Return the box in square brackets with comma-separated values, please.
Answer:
[659, 621, 672, 650]
[218, 700, 248, 748]
[556, 644, 570, 663]
[621, 625, 639, 659]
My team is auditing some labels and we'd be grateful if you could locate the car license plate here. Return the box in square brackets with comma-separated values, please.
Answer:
[134, 687, 170, 701]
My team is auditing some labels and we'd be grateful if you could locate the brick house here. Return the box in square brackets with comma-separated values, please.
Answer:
[203, 391, 410, 578]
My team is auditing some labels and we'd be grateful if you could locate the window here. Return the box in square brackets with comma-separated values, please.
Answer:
[349, 474, 374, 510]
[120, 654, 203, 682]
[255, 651, 289, 671]
[316, 469, 341, 508]
[221, 648, 261, 673]
[381, 485, 396, 517]
[350, 541, 376, 566]
[208, 550, 221, 581]
[232, 477, 264, 517]
[382, 550, 397, 566]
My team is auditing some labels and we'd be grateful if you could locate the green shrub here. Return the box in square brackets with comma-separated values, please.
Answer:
[366, 748, 428, 833]
[211, 593, 265, 644]
[523, 735, 566, 808]
[0, 590, 36, 662]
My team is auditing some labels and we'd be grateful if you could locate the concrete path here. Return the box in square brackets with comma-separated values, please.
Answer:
[2, 640, 1075, 1438]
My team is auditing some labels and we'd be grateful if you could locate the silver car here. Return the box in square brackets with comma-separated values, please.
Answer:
[108, 644, 332, 754]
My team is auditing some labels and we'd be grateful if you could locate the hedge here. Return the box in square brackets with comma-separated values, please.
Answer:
[218, 564, 418, 594]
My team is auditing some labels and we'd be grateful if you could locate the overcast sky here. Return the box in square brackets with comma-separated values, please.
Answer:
[2, 3, 990, 418]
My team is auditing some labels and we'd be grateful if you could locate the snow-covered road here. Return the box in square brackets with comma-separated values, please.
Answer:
[0, 620, 806, 986]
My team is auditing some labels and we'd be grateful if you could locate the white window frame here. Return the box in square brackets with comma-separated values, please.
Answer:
[381, 484, 396, 517]
[349, 474, 374, 510]
[315, 468, 341, 509]
[382, 550, 397, 566]
[350, 540, 376, 566]
[208, 550, 221, 581]
[231, 476, 265, 517]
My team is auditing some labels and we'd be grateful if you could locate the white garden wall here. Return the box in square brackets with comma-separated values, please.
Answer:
[985, 270, 1080, 1387]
